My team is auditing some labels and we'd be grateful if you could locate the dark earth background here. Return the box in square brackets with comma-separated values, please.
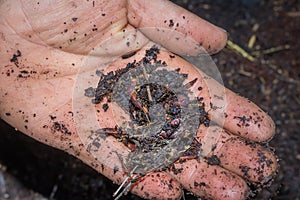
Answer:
[0, 0, 299, 199]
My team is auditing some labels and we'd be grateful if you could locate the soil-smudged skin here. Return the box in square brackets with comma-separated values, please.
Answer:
[86, 46, 209, 177]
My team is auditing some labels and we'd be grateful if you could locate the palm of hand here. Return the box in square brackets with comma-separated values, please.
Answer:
[0, 0, 277, 199]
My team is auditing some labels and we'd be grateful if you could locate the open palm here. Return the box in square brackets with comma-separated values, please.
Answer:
[0, 0, 277, 199]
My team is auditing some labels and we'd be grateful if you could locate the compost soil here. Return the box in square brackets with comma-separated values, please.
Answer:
[0, 0, 299, 199]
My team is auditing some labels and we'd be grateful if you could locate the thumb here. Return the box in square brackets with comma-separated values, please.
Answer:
[127, 0, 227, 56]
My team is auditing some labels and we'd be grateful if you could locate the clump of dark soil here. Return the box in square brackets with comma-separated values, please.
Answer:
[88, 46, 207, 177]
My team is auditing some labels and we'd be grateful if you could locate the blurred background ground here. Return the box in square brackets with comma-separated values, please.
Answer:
[0, 0, 299, 199]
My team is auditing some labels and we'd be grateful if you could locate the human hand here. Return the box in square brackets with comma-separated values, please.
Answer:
[0, 0, 277, 199]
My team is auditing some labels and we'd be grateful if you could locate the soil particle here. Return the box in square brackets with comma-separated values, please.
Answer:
[169, 19, 175, 27]
[207, 155, 220, 165]
[10, 50, 21, 67]
[113, 166, 119, 174]
[257, 151, 274, 167]
[52, 122, 72, 135]
[84, 87, 95, 97]
[239, 165, 250, 178]
[194, 181, 206, 187]
[234, 115, 251, 127]
[102, 103, 109, 112]
[121, 51, 136, 59]
[170, 164, 183, 175]
[49, 115, 56, 120]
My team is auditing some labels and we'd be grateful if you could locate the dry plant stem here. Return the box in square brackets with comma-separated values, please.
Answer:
[226, 40, 256, 62]
[113, 165, 139, 200]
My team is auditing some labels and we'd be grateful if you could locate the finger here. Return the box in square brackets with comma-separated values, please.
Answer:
[127, 0, 227, 55]
[197, 126, 278, 186]
[79, 144, 182, 199]
[220, 90, 276, 142]
[200, 79, 275, 142]
[131, 172, 182, 199]
[169, 159, 249, 200]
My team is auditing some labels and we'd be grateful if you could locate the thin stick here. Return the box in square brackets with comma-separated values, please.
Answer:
[113, 176, 130, 197]
[113, 166, 138, 199]
[143, 107, 151, 123]
[252, 44, 290, 56]
[142, 67, 153, 102]
[146, 85, 153, 102]
[226, 40, 256, 62]
[114, 181, 133, 200]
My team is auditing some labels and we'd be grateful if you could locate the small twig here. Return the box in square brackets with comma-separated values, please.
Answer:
[261, 59, 299, 84]
[146, 85, 153, 102]
[248, 35, 256, 49]
[286, 11, 300, 17]
[226, 40, 256, 62]
[141, 66, 153, 102]
[113, 166, 139, 200]
[181, 190, 186, 200]
[49, 184, 58, 199]
[238, 66, 252, 77]
[143, 107, 151, 123]
[251, 45, 291, 56]
[113, 176, 130, 198]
